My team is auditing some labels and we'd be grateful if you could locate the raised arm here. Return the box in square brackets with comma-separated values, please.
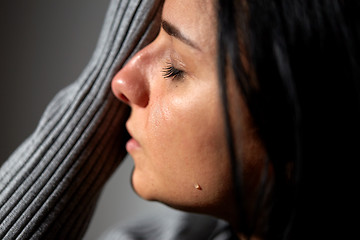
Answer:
[0, 0, 163, 239]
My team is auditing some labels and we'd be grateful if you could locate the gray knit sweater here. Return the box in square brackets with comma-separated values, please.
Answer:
[0, 0, 235, 239]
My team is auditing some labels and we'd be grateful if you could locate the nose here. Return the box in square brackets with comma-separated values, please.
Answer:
[111, 50, 150, 108]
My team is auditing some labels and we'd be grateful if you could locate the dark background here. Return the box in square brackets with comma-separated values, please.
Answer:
[0, 1, 170, 239]
[0, 0, 109, 162]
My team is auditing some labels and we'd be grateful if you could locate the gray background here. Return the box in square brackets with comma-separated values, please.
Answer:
[0, 0, 171, 239]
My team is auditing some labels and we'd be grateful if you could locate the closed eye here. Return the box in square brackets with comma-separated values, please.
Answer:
[162, 63, 184, 80]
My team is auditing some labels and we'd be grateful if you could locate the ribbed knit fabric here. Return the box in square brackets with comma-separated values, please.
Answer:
[0, 0, 163, 239]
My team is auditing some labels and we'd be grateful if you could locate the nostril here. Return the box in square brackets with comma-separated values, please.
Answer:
[120, 93, 129, 104]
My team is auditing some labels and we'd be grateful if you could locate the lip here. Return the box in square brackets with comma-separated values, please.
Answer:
[126, 138, 141, 152]
[126, 123, 141, 152]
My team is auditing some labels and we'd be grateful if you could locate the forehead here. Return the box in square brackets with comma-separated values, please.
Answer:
[162, 0, 216, 52]
[163, 0, 214, 16]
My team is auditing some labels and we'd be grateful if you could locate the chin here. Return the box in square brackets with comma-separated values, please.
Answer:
[130, 168, 157, 201]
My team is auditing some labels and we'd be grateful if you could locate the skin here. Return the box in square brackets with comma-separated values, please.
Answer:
[111, 0, 267, 238]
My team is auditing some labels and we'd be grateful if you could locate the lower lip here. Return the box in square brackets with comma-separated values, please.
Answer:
[126, 138, 141, 152]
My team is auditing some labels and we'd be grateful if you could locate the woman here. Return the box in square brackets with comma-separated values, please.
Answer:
[1, 0, 359, 239]
[113, 0, 360, 238]
[111, 0, 268, 238]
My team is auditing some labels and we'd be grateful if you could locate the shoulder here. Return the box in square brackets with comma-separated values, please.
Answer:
[100, 210, 236, 240]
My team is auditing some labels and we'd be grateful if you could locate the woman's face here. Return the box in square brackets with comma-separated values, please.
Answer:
[112, 0, 264, 220]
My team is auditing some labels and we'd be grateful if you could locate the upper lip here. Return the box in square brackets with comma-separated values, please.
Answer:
[126, 122, 139, 143]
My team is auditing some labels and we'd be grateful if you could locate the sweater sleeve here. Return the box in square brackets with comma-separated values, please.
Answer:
[0, 0, 163, 239]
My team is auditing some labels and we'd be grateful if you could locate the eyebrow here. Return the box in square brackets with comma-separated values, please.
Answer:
[161, 20, 201, 51]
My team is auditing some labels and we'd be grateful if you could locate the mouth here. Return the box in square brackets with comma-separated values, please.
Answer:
[126, 124, 141, 153]
[126, 138, 141, 152]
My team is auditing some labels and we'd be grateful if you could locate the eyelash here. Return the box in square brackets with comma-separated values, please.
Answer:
[162, 62, 184, 81]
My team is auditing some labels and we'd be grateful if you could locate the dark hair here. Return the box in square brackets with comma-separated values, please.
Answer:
[217, 0, 360, 239]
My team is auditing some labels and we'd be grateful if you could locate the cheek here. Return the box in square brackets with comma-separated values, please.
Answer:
[135, 88, 234, 210]
[149, 93, 221, 171]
